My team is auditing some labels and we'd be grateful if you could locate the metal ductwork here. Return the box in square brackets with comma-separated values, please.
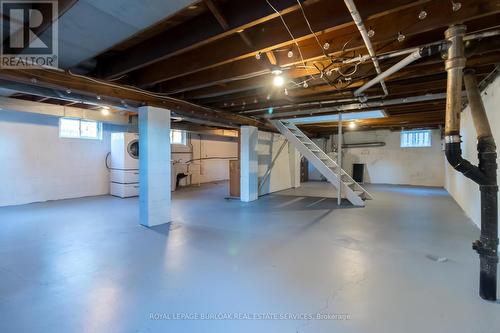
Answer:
[444, 25, 498, 301]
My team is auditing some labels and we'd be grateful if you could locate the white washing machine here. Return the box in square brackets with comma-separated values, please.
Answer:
[110, 132, 139, 198]
[111, 132, 139, 170]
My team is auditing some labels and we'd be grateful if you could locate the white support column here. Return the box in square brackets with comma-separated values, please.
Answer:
[288, 144, 301, 188]
[240, 126, 258, 202]
[138, 106, 171, 227]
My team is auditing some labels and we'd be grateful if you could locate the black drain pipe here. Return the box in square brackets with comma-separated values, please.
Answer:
[464, 69, 499, 302]
[444, 25, 498, 301]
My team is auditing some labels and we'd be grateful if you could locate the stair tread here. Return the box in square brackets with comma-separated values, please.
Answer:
[273, 120, 374, 206]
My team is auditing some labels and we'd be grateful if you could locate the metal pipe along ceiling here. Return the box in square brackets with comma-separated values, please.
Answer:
[343, 0, 388, 96]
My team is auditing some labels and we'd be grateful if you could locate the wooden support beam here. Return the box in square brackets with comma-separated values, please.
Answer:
[0, 69, 271, 129]
[266, 51, 278, 66]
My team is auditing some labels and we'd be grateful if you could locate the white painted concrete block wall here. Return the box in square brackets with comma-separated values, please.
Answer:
[258, 131, 300, 195]
[172, 134, 238, 185]
[445, 75, 500, 228]
[328, 129, 444, 187]
[0, 111, 122, 207]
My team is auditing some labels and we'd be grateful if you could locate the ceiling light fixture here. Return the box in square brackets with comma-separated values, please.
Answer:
[349, 121, 357, 129]
[323, 42, 330, 50]
[273, 75, 285, 87]
[271, 67, 283, 75]
[255, 52, 262, 60]
[367, 28, 375, 38]
[303, 82, 309, 88]
[287, 50, 294, 58]
[101, 107, 110, 116]
[397, 32, 406, 42]
[451, 1, 462, 11]
[418, 10, 427, 20]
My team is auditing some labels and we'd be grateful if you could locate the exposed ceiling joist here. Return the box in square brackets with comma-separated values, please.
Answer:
[96, 0, 302, 79]
[0, 69, 271, 129]
[154, 1, 500, 94]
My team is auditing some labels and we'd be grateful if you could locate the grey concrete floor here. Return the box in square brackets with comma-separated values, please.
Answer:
[0, 181, 498, 333]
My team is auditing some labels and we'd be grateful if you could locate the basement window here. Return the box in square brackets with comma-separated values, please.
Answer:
[400, 130, 432, 148]
[59, 118, 102, 140]
[170, 129, 187, 145]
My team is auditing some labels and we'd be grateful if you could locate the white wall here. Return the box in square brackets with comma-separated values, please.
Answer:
[258, 131, 300, 195]
[0, 110, 128, 207]
[327, 129, 445, 187]
[172, 134, 238, 186]
[445, 75, 500, 228]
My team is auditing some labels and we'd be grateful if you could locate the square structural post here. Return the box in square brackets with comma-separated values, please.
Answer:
[138, 106, 171, 227]
[240, 126, 258, 202]
[288, 145, 301, 188]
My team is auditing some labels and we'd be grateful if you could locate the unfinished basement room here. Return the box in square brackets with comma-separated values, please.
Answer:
[1, 0, 500, 332]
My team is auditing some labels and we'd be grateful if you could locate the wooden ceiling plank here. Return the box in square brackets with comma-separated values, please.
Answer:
[96, 0, 302, 79]
[132, 0, 421, 86]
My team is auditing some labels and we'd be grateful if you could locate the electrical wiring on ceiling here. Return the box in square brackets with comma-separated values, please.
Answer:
[295, 0, 330, 60]
[265, 0, 316, 81]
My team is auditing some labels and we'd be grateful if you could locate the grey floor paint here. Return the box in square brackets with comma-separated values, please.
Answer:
[0, 181, 498, 333]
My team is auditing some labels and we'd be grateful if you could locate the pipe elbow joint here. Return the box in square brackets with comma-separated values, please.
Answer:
[445, 142, 488, 185]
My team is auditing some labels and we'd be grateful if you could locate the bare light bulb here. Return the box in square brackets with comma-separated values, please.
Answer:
[273, 75, 285, 87]
[451, 1, 462, 11]
[323, 42, 330, 50]
[418, 10, 427, 20]
[397, 32, 406, 42]
[349, 121, 357, 129]
[255, 52, 262, 60]
[367, 29, 375, 38]
[101, 107, 110, 116]
[303, 82, 309, 88]
[287, 50, 294, 58]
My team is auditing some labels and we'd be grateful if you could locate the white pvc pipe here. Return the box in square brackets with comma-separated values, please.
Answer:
[344, 0, 388, 96]
[354, 49, 423, 96]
